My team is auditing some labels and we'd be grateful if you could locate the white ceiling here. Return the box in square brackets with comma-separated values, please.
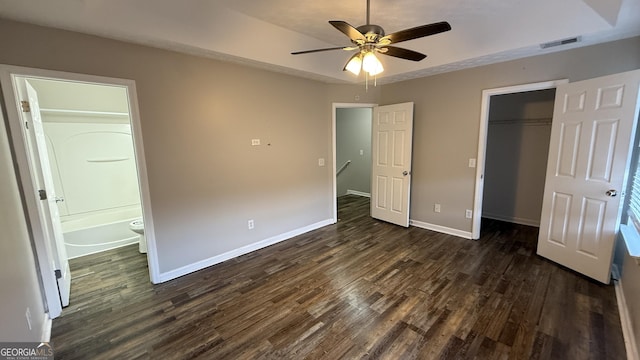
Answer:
[1, 0, 639, 84]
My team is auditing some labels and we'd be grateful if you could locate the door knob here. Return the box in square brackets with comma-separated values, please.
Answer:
[403, 171, 409, 176]
[606, 189, 617, 197]
[55, 197, 65, 203]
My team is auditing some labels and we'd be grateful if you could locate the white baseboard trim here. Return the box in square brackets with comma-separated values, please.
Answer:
[41, 314, 52, 342]
[613, 264, 640, 360]
[409, 219, 473, 239]
[482, 212, 540, 227]
[157, 219, 333, 283]
[345, 190, 371, 198]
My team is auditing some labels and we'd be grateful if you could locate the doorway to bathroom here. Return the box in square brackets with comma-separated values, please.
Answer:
[0, 65, 158, 318]
[23, 78, 147, 253]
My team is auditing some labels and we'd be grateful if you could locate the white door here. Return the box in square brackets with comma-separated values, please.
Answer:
[371, 102, 414, 227]
[538, 69, 640, 284]
[23, 80, 72, 306]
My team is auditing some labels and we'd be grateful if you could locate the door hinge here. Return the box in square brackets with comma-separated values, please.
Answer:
[38, 189, 47, 200]
[21, 100, 30, 113]
[54, 269, 62, 279]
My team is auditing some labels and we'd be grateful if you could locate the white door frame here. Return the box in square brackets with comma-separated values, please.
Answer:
[0, 65, 160, 314]
[472, 79, 568, 239]
[332, 102, 377, 222]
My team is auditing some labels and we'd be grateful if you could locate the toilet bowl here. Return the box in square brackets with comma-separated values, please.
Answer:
[128, 219, 147, 253]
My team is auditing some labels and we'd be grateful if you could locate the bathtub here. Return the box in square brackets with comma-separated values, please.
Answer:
[63, 218, 141, 259]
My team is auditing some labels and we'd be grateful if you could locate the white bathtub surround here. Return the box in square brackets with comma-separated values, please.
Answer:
[64, 218, 142, 259]
[60, 205, 142, 233]
[39, 109, 145, 258]
[43, 121, 142, 220]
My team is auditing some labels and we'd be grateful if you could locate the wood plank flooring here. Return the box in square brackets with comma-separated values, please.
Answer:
[51, 195, 626, 359]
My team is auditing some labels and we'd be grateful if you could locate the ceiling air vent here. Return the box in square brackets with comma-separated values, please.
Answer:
[540, 36, 581, 49]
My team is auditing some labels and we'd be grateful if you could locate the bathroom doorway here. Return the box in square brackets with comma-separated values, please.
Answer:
[0, 65, 158, 318]
[23, 78, 147, 254]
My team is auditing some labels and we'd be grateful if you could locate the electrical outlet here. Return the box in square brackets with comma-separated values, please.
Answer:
[318, 158, 325, 166]
[465, 209, 473, 219]
[25, 307, 32, 331]
[248, 220, 254, 229]
[434, 204, 441, 213]
[251, 139, 260, 146]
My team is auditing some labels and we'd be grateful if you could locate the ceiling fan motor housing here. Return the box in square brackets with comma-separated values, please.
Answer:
[356, 24, 385, 42]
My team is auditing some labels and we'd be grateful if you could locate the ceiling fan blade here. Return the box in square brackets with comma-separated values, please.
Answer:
[329, 20, 366, 42]
[383, 21, 451, 44]
[380, 46, 427, 61]
[291, 46, 349, 55]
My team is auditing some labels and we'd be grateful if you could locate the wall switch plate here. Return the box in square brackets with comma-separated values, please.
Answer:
[360, 149, 364, 155]
[251, 139, 260, 146]
[465, 209, 473, 219]
[434, 204, 441, 213]
[318, 158, 325, 166]
[468, 158, 476, 168]
[248, 220, 254, 229]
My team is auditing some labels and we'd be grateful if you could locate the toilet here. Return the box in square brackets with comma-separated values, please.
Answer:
[128, 218, 147, 253]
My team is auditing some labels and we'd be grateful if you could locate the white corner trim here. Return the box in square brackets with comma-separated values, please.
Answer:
[346, 190, 371, 198]
[157, 219, 333, 282]
[612, 264, 640, 360]
[41, 314, 52, 342]
[409, 219, 473, 239]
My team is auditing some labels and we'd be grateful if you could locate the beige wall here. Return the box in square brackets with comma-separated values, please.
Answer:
[0, 18, 347, 274]
[0, 110, 47, 341]
[380, 36, 640, 232]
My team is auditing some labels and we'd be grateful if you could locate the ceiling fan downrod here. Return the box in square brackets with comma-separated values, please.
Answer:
[366, 0, 370, 25]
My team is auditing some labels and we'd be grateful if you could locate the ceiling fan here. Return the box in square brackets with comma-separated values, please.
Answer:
[291, 0, 451, 77]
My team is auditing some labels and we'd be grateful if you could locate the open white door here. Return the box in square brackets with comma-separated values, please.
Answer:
[538, 69, 640, 284]
[22, 80, 72, 306]
[371, 102, 414, 227]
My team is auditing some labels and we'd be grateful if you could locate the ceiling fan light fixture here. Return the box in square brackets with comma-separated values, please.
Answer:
[362, 51, 383, 76]
[345, 54, 363, 75]
[291, 0, 451, 83]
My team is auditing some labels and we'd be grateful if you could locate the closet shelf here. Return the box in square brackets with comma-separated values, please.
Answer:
[39, 108, 129, 118]
[489, 117, 552, 126]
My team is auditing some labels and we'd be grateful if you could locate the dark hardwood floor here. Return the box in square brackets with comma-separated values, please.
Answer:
[51, 195, 626, 359]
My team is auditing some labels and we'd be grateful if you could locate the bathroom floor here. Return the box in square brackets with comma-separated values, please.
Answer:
[51, 196, 626, 359]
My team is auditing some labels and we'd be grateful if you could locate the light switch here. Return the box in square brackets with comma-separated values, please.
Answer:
[468, 158, 476, 168]
[251, 139, 260, 146]
[318, 158, 325, 166]
[360, 149, 364, 155]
